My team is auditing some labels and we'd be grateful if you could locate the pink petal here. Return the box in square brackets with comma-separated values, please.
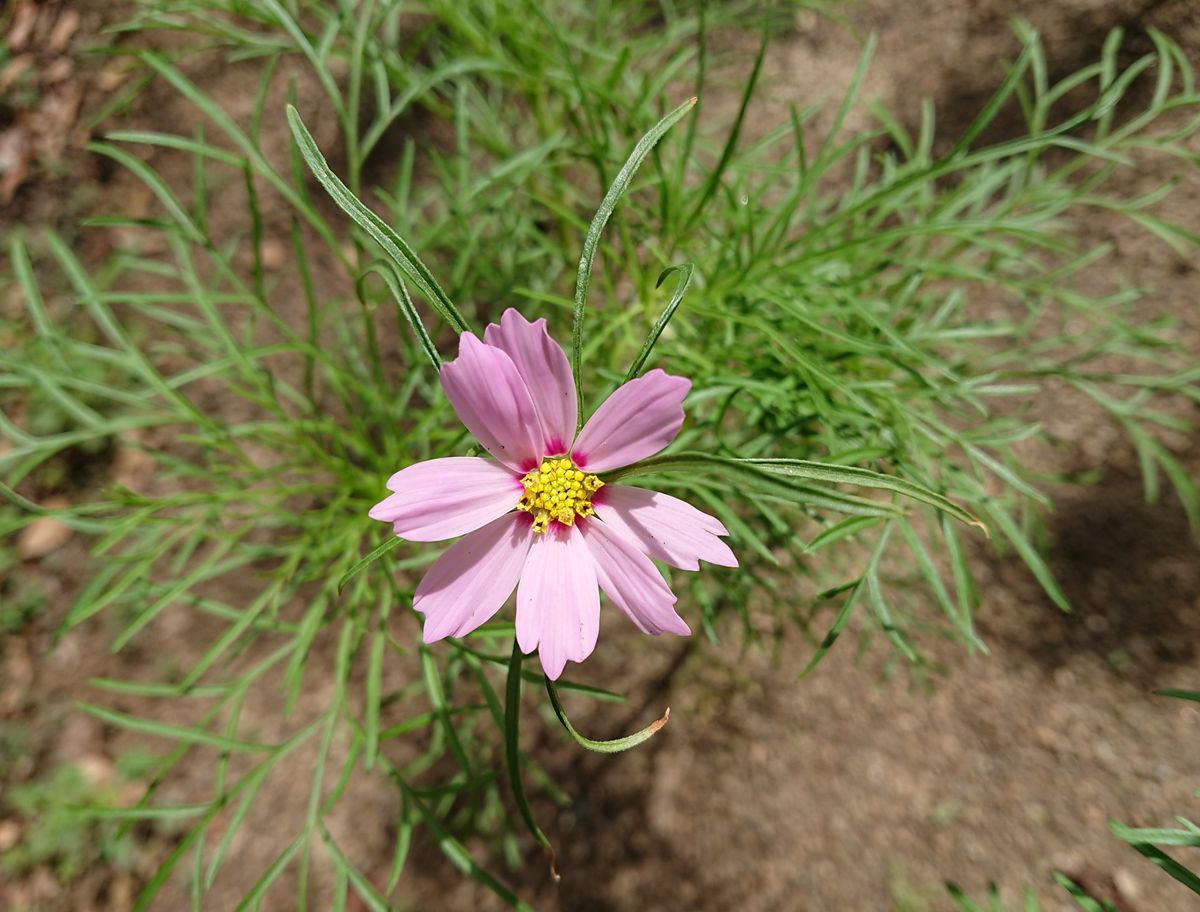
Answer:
[516, 523, 600, 680]
[571, 369, 690, 472]
[415, 512, 533, 642]
[369, 457, 521, 542]
[440, 333, 544, 472]
[484, 309, 577, 456]
[592, 484, 738, 571]
[580, 518, 690, 636]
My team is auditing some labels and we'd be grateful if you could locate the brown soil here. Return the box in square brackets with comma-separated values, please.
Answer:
[3, 1, 1199, 911]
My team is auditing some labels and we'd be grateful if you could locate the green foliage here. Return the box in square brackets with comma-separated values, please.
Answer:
[1107, 689, 1200, 896]
[0, 510, 48, 633]
[947, 877, 1117, 912]
[2, 0, 1198, 908]
[0, 721, 28, 780]
[2, 762, 143, 882]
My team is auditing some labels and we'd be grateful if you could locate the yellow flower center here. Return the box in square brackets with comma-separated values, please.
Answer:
[516, 457, 603, 534]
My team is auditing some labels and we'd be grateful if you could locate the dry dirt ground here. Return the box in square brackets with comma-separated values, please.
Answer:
[3, 1, 1200, 911]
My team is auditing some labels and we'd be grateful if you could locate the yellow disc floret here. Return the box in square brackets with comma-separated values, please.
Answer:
[516, 457, 604, 534]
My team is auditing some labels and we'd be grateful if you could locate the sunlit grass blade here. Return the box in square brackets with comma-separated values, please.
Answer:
[137, 51, 343, 259]
[1116, 841, 1200, 894]
[78, 703, 276, 753]
[804, 515, 882, 552]
[318, 824, 391, 912]
[1110, 821, 1200, 847]
[948, 32, 1038, 157]
[1155, 688, 1200, 703]
[364, 628, 385, 770]
[570, 96, 698, 414]
[232, 833, 306, 912]
[982, 502, 1070, 612]
[800, 521, 892, 676]
[610, 452, 983, 528]
[1052, 874, 1119, 911]
[337, 536, 402, 593]
[286, 104, 468, 333]
[359, 261, 443, 369]
[70, 803, 212, 820]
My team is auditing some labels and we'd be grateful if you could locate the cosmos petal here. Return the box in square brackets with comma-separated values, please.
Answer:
[592, 484, 737, 570]
[440, 333, 544, 472]
[415, 513, 533, 642]
[484, 309, 578, 456]
[369, 457, 522, 542]
[580, 517, 690, 636]
[571, 369, 690, 473]
[516, 523, 600, 680]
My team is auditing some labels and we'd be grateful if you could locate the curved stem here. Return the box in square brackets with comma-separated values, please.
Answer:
[545, 677, 670, 754]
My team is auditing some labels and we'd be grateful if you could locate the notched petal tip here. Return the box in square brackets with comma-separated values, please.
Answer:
[441, 329, 485, 374]
[455, 329, 485, 352]
[643, 366, 691, 390]
[496, 306, 538, 326]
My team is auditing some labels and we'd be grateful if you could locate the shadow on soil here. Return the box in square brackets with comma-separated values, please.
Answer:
[1008, 470, 1200, 681]
[922, 0, 1199, 152]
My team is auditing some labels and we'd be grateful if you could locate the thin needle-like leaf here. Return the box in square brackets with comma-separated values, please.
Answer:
[571, 97, 698, 418]
[623, 262, 695, 382]
[286, 105, 469, 333]
[545, 679, 669, 753]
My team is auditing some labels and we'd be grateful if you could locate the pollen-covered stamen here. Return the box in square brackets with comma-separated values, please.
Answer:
[516, 457, 603, 534]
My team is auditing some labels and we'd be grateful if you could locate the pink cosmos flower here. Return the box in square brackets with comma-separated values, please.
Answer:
[370, 309, 736, 679]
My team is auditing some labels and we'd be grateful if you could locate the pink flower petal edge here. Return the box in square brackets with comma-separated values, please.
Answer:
[516, 523, 600, 680]
[369, 457, 523, 542]
[484, 309, 577, 456]
[571, 369, 690, 473]
[440, 333, 545, 472]
[592, 484, 738, 571]
[415, 512, 533, 642]
[580, 518, 690, 636]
